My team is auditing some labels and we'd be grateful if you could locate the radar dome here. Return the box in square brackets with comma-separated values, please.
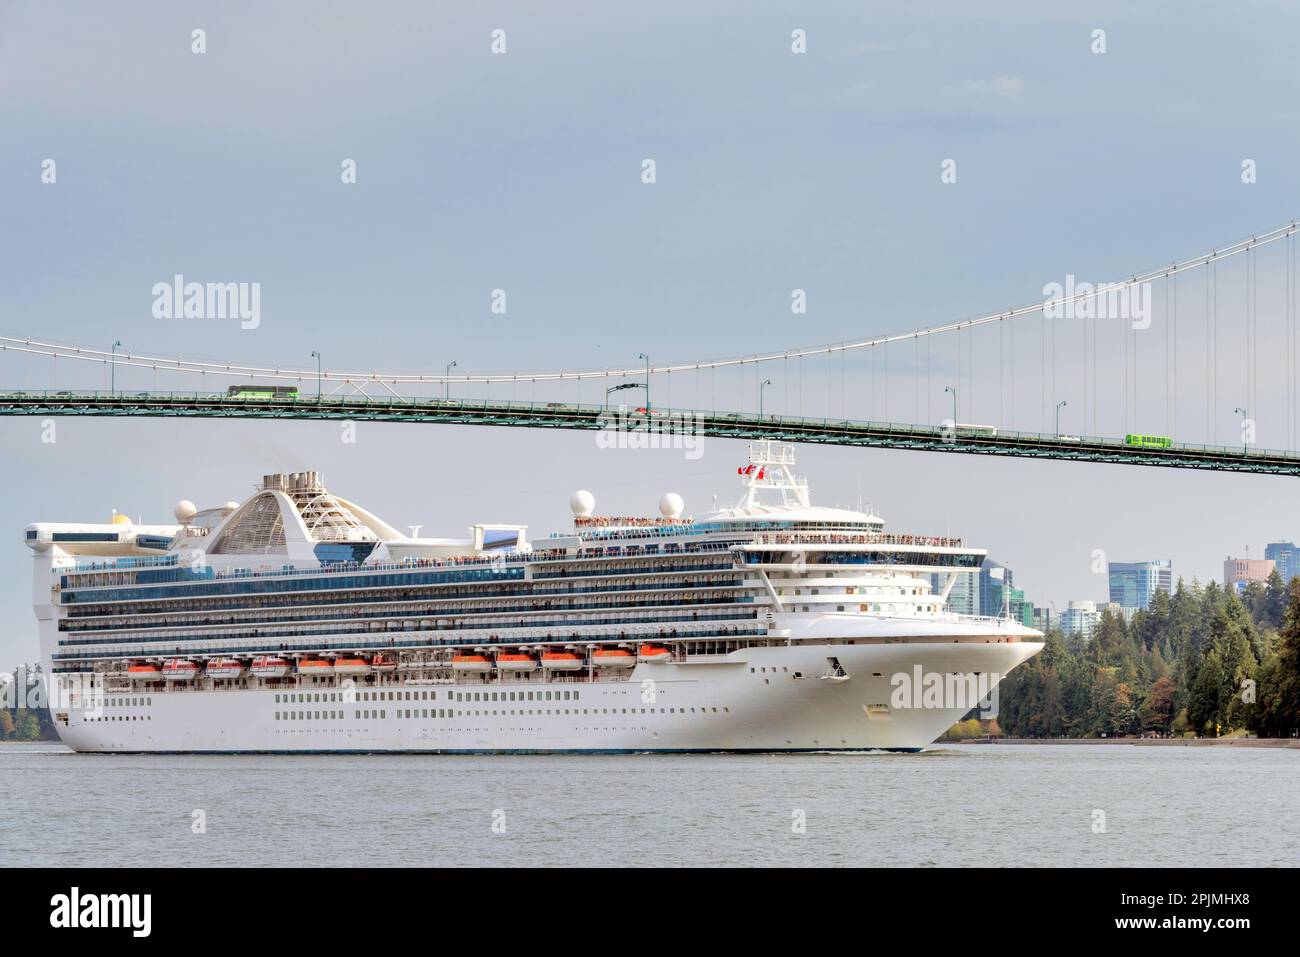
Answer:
[659, 492, 684, 519]
[223, 501, 241, 513]
[173, 500, 197, 524]
[111, 512, 132, 526]
[570, 490, 595, 517]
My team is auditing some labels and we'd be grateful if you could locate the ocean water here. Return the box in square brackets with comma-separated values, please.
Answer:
[2, 743, 1295, 867]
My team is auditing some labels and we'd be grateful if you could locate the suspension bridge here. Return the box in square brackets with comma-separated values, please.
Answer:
[4, 217, 1300, 475]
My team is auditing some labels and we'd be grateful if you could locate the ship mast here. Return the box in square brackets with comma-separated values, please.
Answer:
[738, 441, 810, 509]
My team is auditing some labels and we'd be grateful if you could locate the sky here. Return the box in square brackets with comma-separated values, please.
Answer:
[3, 1, 1300, 663]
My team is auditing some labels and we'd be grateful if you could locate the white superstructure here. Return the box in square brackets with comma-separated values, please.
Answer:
[27, 444, 1042, 753]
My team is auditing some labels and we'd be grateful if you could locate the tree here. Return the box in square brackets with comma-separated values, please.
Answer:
[1187, 647, 1226, 735]
[1251, 578, 1300, 736]
[1139, 675, 1176, 733]
[1259, 568, 1289, 631]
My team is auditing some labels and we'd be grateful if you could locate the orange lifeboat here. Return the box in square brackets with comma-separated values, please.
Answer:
[127, 663, 161, 682]
[205, 658, 245, 680]
[162, 659, 200, 681]
[334, 657, 373, 676]
[297, 658, 335, 677]
[371, 653, 398, 673]
[250, 656, 291, 679]
[541, 652, 584, 671]
[451, 654, 492, 673]
[592, 648, 636, 668]
[496, 653, 538, 672]
[638, 645, 672, 663]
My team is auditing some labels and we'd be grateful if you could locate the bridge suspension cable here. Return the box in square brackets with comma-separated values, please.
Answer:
[2, 218, 1297, 387]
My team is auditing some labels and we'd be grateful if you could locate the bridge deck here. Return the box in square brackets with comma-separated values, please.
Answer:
[1, 391, 1297, 475]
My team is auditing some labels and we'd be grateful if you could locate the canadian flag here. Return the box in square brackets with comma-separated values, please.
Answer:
[757, 468, 765, 480]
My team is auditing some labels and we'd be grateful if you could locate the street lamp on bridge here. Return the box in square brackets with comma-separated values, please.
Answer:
[1234, 406, 1250, 453]
[943, 385, 957, 427]
[638, 353, 651, 413]
[759, 378, 773, 420]
[445, 361, 457, 401]
[310, 351, 321, 398]
[1055, 399, 1068, 436]
[110, 340, 122, 395]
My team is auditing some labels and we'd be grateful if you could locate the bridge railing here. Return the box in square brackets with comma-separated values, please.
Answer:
[2, 389, 1297, 462]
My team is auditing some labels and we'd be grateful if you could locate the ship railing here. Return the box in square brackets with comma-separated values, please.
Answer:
[741, 532, 968, 549]
[63, 542, 740, 582]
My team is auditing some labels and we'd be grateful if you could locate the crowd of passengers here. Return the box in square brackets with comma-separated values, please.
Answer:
[755, 532, 964, 548]
[573, 516, 694, 528]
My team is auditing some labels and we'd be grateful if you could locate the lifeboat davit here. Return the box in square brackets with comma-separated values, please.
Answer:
[250, 656, 291, 679]
[334, 657, 373, 676]
[371, 653, 398, 673]
[206, 658, 245, 680]
[496, 653, 538, 672]
[162, 659, 200, 681]
[592, 648, 636, 668]
[297, 658, 335, 677]
[638, 645, 672, 663]
[127, 663, 161, 681]
[452, 654, 492, 673]
[541, 652, 584, 671]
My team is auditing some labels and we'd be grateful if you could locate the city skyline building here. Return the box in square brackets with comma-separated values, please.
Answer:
[1264, 542, 1299, 584]
[1224, 556, 1275, 596]
[1108, 559, 1173, 611]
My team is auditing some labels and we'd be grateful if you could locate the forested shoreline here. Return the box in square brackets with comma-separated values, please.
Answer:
[997, 570, 1300, 739]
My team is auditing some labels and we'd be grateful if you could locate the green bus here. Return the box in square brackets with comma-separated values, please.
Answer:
[1124, 433, 1172, 449]
[227, 385, 299, 400]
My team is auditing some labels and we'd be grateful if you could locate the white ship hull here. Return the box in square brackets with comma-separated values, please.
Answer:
[52, 640, 1041, 753]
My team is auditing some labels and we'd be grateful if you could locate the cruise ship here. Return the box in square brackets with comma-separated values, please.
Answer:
[28, 442, 1043, 753]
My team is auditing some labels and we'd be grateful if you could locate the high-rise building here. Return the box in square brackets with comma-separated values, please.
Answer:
[1059, 599, 1101, 639]
[1108, 559, 1172, 611]
[1006, 587, 1034, 627]
[935, 556, 1024, 616]
[1264, 542, 1299, 584]
[1032, 606, 1053, 632]
[1223, 557, 1275, 595]
[978, 558, 1013, 618]
[931, 558, 1030, 624]
[933, 570, 977, 616]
